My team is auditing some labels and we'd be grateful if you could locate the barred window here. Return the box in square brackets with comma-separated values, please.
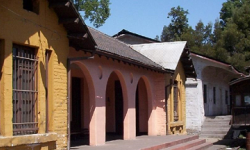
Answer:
[173, 81, 179, 122]
[13, 45, 38, 135]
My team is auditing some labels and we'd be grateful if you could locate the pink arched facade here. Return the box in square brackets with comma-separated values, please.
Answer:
[68, 48, 167, 146]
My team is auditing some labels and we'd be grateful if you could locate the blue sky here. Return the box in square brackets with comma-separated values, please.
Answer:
[84, 0, 227, 39]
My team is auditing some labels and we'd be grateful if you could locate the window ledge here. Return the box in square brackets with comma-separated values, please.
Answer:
[0, 133, 57, 147]
[170, 121, 184, 127]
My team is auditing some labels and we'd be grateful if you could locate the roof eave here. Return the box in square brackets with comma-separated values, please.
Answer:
[48, 0, 97, 51]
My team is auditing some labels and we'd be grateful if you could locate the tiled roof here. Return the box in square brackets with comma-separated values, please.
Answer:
[88, 27, 168, 72]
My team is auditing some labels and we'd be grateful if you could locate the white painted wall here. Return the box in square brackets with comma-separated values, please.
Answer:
[186, 78, 204, 133]
[186, 54, 242, 133]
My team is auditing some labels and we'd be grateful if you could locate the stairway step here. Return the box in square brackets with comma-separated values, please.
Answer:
[203, 120, 231, 123]
[161, 139, 206, 150]
[202, 124, 230, 128]
[186, 142, 213, 150]
[142, 135, 199, 150]
[201, 130, 229, 134]
[205, 115, 231, 119]
[199, 134, 226, 139]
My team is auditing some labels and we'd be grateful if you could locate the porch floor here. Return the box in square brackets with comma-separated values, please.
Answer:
[70, 134, 198, 150]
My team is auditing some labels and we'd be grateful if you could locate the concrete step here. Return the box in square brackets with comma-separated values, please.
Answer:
[200, 130, 229, 134]
[199, 134, 226, 139]
[142, 135, 199, 150]
[203, 119, 231, 123]
[186, 142, 213, 150]
[201, 124, 230, 128]
[161, 139, 206, 150]
[205, 115, 231, 119]
[200, 115, 232, 140]
[201, 127, 230, 131]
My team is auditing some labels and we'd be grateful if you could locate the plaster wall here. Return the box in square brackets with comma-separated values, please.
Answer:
[0, 0, 69, 149]
[68, 48, 167, 146]
[186, 55, 240, 133]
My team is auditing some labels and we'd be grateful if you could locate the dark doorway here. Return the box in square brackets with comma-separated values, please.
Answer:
[136, 79, 148, 136]
[106, 73, 124, 142]
[70, 77, 89, 147]
[71, 77, 82, 133]
[115, 80, 123, 135]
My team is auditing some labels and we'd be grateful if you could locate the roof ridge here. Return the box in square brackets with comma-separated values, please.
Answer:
[132, 41, 187, 46]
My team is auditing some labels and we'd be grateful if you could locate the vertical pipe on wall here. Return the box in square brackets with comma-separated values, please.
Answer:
[67, 60, 71, 150]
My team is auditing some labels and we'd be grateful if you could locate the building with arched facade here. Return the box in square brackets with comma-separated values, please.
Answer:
[67, 27, 174, 147]
[131, 42, 196, 135]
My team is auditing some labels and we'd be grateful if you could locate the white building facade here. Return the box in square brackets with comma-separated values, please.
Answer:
[186, 53, 244, 133]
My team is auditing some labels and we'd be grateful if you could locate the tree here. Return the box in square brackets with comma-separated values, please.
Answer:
[161, 6, 189, 41]
[217, 0, 250, 72]
[73, 0, 111, 28]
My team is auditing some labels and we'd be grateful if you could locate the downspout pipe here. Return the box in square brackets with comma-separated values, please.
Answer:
[67, 50, 95, 150]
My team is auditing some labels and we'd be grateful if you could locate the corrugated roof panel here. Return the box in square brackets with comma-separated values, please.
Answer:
[131, 41, 187, 70]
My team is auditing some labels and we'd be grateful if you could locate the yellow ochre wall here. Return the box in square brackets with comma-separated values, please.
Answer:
[0, 0, 69, 149]
[166, 62, 186, 135]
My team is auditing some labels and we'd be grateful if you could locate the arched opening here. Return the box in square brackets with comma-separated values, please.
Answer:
[70, 63, 92, 147]
[136, 78, 148, 136]
[105, 71, 124, 141]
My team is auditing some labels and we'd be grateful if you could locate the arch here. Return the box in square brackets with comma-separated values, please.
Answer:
[135, 76, 153, 135]
[105, 70, 127, 141]
[69, 61, 95, 147]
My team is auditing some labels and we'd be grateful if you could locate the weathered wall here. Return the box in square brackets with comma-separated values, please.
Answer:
[185, 78, 203, 133]
[186, 54, 241, 133]
[0, 0, 69, 149]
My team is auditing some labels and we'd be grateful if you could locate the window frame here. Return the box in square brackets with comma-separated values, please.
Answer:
[12, 44, 38, 136]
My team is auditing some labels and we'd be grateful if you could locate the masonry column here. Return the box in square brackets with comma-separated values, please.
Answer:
[123, 81, 136, 140]
[89, 77, 106, 146]
[1, 40, 13, 136]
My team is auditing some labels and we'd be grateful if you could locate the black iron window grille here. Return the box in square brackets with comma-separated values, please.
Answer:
[12, 45, 38, 135]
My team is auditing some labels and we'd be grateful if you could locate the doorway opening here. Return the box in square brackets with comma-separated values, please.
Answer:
[136, 78, 148, 136]
[70, 63, 90, 147]
[106, 72, 124, 141]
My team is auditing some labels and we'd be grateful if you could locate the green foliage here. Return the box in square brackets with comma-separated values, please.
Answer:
[161, 6, 189, 41]
[73, 0, 110, 28]
[160, 1, 250, 73]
